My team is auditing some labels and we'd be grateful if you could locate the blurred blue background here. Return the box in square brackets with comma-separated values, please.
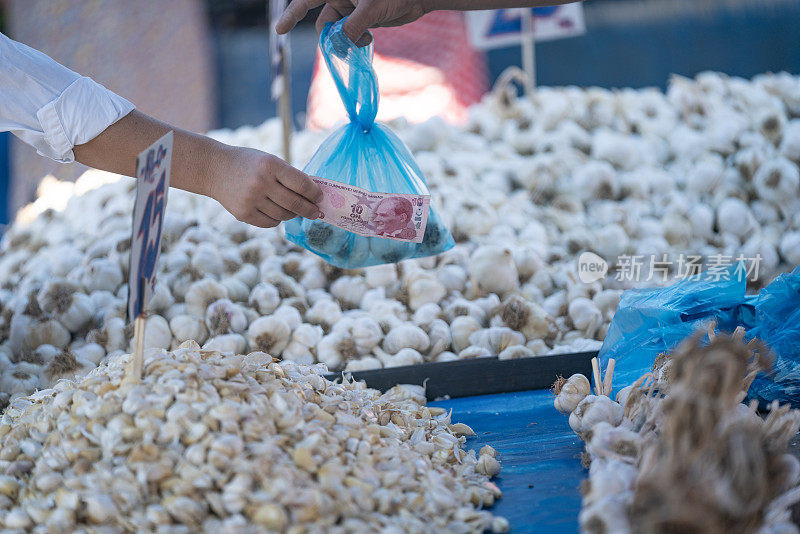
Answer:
[2, 0, 800, 224]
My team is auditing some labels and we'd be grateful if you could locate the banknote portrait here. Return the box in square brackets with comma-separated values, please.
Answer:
[371, 196, 418, 240]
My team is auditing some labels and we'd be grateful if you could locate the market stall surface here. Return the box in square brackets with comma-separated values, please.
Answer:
[432, 390, 585, 533]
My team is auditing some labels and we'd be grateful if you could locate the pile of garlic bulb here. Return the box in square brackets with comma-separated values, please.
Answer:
[2, 71, 800, 403]
[0, 342, 507, 532]
[564, 332, 800, 533]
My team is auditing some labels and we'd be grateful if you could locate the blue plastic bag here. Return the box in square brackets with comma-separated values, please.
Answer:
[746, 266, 800, 406]
[284, 20, 454, 268]
[599, 264, 748, 387]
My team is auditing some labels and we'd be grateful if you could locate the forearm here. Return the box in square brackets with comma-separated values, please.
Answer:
[425, 0, 577, 11]
[73, 110, 226, 199]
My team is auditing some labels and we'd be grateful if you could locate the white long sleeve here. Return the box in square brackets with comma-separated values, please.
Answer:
[0, 32, 135, 163]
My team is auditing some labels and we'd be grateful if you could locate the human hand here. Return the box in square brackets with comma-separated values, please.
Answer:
[209, 146, 323, 228]
[275, 0, 428, 45]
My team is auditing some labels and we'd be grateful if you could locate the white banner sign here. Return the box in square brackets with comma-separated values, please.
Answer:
[466, 4, 585, 50]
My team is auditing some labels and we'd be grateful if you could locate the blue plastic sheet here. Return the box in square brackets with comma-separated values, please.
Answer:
[284, 20, 454, 268]
[432, 390, 584, 533]
[600, 264, 800, 406]
[599, 264, 747, 386]
[746, 265, 800, 406]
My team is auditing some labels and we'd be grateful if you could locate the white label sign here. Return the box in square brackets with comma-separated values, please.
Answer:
[128, 131, 172, 321]
[466, 4, 586, 50]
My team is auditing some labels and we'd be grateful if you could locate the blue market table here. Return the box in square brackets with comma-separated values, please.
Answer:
[433, 390, 585, 533]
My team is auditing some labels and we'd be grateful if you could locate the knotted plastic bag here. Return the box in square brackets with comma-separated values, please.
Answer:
[284, 19, 454, 268]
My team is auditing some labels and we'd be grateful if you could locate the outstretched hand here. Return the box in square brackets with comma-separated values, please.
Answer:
[275, 0, 428, 46]
[209, 147, 323, 228]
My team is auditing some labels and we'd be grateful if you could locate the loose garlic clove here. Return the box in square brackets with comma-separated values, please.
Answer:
[476, 454, 501, 477]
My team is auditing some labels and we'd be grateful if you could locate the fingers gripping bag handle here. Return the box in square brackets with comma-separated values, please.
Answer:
[284, 19, 455, 269]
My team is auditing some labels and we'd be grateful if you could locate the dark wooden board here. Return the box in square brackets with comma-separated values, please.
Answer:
[325, 352, 597, 401]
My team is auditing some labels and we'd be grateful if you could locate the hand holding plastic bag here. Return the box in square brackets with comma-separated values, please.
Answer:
[284, 19, 454, 268]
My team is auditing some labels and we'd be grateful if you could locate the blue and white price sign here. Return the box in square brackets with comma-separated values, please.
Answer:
[466, 4, 585, 50]
[127, 131, 172, 322]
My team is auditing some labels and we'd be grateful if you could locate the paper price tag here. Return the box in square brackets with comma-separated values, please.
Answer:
[127, 131, 173, 322]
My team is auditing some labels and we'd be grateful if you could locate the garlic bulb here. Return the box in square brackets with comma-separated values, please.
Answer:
[382, 348, 423, 368]
[0, 363, 40, 398]
[383, 324, 430, 355]
[37, 281, 94, 332]
[86, 317, 127, 353]
[407, 273, 447, 312]
[25, 319, 71, 351]
[753, 158, 799, 206]
[142, 315, 171, 350]
[317, 332, 359, 370]
[412, 303, 442, 328]
[330, 276, 368, 309]
[169, 314, 208, 345]
[568, 395, 624, 436]
[568, 298, 602, 337]
[450, 316, 482, 353]
[203, 333, 247, 354]
[204, 299, 248, 335]
[779, 232, 800, 265]
[469, 246, 519, 295]
[248, 283, 281, 315]
[220, 277, 250, 303]
[246, 316, 291, 355]
[72, 342, 105, 366]
[497, 345, 535, 360]
[305, 299, 342, 331]
[185, 279, 229, 318]
[426, 319, 452, 357]
[282, 324, 323, 364]
[351, 317, 383, 354]
[364, 264, 398, 288]
[81, 258, 123, 293]
[344, 356, 382, 372]
[717, 197, 755, 238]
[553, 373, 591, 415]
[40, 349, 94, 385]
[498, 296, 553, 340]
[469, 327, 524, 354]
[458, 346, 492, 359]
[438, 264, 467, 292]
